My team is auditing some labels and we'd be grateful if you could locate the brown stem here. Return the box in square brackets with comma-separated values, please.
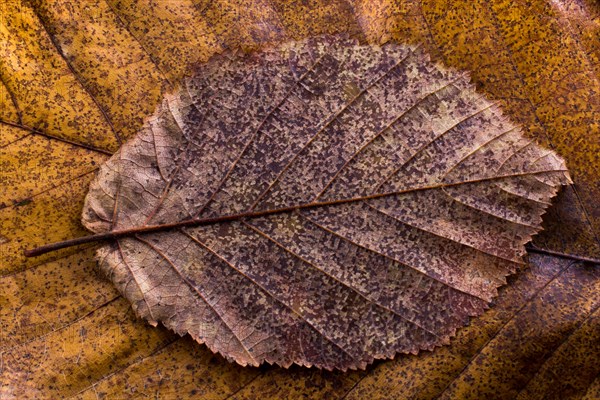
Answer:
[24, 232, 115, 257]
[25, 208, 600, 265]
[24, 177, 597, 266]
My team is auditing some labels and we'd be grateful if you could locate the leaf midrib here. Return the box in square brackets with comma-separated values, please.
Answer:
[24, 168, 567, 258]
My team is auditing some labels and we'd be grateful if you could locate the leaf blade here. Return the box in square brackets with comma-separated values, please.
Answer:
[82, 36, 571, 369]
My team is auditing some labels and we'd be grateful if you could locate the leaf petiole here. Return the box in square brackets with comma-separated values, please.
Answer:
[24, 215, 600, 266]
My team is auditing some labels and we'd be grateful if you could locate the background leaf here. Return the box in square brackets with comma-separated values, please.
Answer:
[1, 0, 599, 398]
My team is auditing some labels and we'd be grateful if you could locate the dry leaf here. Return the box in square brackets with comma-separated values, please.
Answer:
[80, 36, 570, 370]
[3, 0, 600, 397]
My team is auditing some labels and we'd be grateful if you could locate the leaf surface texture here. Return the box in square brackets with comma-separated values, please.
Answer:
[82, 36, 571, 370]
